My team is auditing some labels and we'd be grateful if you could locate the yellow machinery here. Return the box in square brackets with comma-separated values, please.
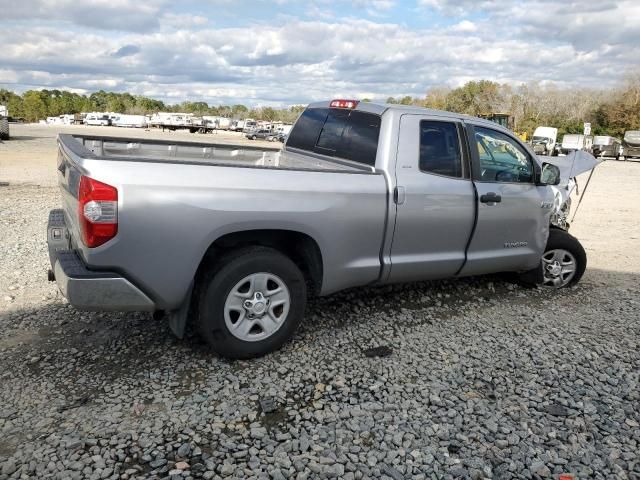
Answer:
[479, 113, 527, 141]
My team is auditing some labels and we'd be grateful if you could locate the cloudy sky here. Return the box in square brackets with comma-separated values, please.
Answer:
[1, 0, 639, 107]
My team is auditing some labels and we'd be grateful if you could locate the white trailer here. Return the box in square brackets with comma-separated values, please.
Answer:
[149, 112, 214, 133]
[275, 124, 293, 136]
[216, 117, 232, 130]
[202, 116, 232, 130]
[112, 114, 148, 128]
[232, 119, 245, 132]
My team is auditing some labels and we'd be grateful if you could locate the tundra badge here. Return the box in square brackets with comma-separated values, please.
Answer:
[504, 241, 528, 248]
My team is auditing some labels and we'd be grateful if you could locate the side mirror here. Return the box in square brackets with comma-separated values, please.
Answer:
[539, 163, 561, 185]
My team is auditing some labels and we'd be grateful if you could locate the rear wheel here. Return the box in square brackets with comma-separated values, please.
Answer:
[197, 247, 307, 359]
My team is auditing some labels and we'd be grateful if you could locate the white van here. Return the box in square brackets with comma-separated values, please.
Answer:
[531, 127, 558, 155]
[85, 113, 111, 126]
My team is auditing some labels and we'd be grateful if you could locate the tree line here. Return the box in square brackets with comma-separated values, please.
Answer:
[1, 72, 639, 137]
[382, 73, 640, 138]
[0, 89, 306, 124]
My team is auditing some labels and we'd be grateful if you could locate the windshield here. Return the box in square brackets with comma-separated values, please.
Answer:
[532, 136, 548, 143]
[624, 131, 640, 142]
[593, 136, 612, 145]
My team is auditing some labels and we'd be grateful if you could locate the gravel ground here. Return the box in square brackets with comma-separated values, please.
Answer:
[1, 125, 639, 479]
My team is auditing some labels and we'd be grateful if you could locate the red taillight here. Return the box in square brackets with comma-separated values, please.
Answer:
[78, 176, 118, 247]
[330, 99, 359, 109]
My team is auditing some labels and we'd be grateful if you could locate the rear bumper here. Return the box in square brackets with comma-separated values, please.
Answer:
[47, 210, 155, 311]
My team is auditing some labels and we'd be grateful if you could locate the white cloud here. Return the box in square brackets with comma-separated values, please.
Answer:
[2, 0, 169, 31]
[451, 20, 477, 32]
[0, 1, 638, 106]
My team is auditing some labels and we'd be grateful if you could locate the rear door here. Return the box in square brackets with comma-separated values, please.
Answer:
[388, 115, 475, 283]
[460, 123, 551, 276]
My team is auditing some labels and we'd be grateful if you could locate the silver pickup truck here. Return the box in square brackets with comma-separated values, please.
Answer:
[47, 100, 587, 358]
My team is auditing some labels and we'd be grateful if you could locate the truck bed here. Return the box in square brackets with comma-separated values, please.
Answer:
[61, 134, 371, 173]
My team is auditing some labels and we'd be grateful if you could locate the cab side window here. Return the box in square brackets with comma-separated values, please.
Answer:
[419, 120, 462, 178]
[474, 127, 533, 183]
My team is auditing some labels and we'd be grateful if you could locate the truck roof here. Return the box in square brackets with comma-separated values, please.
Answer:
[306, 100, 512, 134]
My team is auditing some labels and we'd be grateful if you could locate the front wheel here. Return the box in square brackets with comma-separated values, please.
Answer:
[539, 229, 586, 288]
[197, 247, 307, 359]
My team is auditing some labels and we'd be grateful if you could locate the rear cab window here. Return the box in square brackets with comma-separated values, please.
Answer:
[419, 120, 463, 178]
[287, 108, 381, 167]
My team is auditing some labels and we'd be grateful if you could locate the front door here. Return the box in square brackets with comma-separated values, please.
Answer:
[460, 124, 552, 276]
[388, 114, 476, 283]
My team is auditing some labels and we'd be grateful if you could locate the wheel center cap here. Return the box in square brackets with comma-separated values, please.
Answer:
[548, 262, 562, 276]
[253, 302, 266, 314]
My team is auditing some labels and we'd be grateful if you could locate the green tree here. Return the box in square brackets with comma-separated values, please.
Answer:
[22, 90, 48, 121]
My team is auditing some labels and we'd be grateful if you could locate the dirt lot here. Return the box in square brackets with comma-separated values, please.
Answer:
[0, 124, 639, 479]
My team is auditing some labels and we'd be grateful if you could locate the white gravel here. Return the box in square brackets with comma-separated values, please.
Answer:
[1, 124, 639, 479]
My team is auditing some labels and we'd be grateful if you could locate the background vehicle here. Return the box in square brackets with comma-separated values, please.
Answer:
[560, 134, 588, 154]
[622, 130, 640, 159]
[553, 141, 563, 156]
[111, 114, 147, 128]
[242, 119, 257, 132]
[531, 126, 558, 156]
[84, 113, 111, 126]
[275, 125, 293, 136]
[232, 120, 245, 132]
[47, 100, 589, 359]
[245, 128, 273, 140]
[478, 112, 527, 141]
[0, 105, 9, 140]
[592, 135, 621, 159]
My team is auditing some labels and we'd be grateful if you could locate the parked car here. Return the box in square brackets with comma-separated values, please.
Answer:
[47, 99, 593, 359]
[621, 130, 640, 160]
[245, 129, 273, 140]
[84, 113, 111, 126]
[592, 136, 621, 159]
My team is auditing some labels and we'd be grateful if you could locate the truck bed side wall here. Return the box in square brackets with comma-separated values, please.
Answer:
[59, 143, 388, 309]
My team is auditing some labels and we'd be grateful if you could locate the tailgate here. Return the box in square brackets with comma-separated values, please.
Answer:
[56, 138, 85, 251]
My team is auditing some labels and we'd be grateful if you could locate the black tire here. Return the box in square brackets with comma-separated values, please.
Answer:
[537, 229, 587, 288]
[197, 246, 307, 359]
[251, 135, 256, 140]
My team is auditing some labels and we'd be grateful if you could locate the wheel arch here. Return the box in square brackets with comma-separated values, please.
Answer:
[196, 229, 324, 297]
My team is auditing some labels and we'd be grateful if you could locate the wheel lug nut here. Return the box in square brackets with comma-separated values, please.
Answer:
[244, 301, 252, 308]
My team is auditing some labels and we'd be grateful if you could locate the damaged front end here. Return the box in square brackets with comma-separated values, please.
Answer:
[542, 151, 602, 231]
[549, 181, 574, 230]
